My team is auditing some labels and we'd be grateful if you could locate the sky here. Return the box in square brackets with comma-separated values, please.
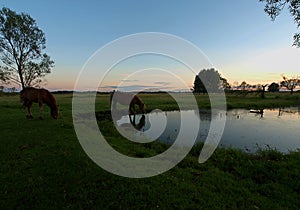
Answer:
[1, 0, 300, 91]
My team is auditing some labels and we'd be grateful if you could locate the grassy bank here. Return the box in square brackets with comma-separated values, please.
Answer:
[0, 93, 300, 209]
[95, 91, 300, 112]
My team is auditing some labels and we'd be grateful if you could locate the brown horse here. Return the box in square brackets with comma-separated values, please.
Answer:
[110, 90, 146, 115]
[20, 87, 59, 119]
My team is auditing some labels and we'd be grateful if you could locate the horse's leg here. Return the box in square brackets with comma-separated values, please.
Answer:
[22, 100, 30, 118]
[38, 101, 43, 120]
[26, 102, 34, 119]
[25, 105, 31, 119]
[129, 101, 136, 115]
[129, 114, 134, 124]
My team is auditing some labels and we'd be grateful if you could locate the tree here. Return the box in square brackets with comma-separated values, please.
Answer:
[193, 74, 207, 93]
[220, 77, 231, 91]
[238, 81, 251, 90]
[268, 82, 280, 92]
[192, 68, 226, 93]
[280, 75, 300, 94]
[259, 0, 300, 47]
[0, 67, 8, 82]
[259, 84, 268, 99]
[0, 7, 54, 89]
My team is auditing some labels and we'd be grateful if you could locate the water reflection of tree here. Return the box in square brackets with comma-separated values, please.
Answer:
[194, 109, 227, 121]
[278, 107, 300, 117]
[194, 110, 212, 121]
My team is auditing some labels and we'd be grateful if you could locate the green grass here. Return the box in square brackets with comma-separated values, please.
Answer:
[95, 91, 300, 112]
[0, 93, 300, 209]
[138, 92, 300, 111]
[225, 91, 300, 109]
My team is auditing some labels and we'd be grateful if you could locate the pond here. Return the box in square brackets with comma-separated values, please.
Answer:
[116, 107, 300, 153]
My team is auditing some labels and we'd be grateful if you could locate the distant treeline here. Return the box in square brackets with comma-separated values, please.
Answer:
[51, 90, 300, 95]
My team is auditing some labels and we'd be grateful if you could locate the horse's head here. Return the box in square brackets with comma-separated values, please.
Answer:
[51, 105, 59, 119]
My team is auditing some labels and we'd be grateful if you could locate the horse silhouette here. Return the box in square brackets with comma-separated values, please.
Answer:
[110, 90, 146, 115]
[20, 87, 59, 119]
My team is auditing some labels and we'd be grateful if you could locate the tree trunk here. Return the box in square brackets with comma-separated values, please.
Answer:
[18, 66, 25, 90]
[261, 85, 267, 99]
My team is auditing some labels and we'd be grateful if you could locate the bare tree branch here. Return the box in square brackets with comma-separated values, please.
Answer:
[260, 0, 300, 47]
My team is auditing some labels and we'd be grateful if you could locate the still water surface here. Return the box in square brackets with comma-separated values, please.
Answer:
[117, 107, 300, 153]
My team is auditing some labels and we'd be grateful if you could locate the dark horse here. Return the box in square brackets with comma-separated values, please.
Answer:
[110, 90, 146, 115]
[20, 87, 59, 119]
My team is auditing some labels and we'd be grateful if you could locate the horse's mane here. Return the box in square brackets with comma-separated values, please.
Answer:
[44, 90, 58, 112]
[133, 95, 144, 105]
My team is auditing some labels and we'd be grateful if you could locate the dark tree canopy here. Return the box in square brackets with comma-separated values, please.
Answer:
[238, 81, 251, 90]
[0, 7, 54, 89]
[193, 74, 207, 93]
[0, 68, 8, 82]
[268, 82, 280, 92]
[192, 68, 228, 93]
[220, 77, 231, 91]
[259, 0, 300, 47]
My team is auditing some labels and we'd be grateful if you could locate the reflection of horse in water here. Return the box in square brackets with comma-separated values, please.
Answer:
[129, 114, 146, 131]
[20, 87, 59, 119]
[250, 109, 264, 118]
[110, 90, 146, 115]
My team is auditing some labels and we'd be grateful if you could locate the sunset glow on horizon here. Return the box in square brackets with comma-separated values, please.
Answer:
[1, 0, 299, 91]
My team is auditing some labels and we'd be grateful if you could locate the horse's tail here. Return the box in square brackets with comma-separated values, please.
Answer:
[20, 88, 28, 105]
[110, 90, 115, 107]
[20, 89, 24, 102]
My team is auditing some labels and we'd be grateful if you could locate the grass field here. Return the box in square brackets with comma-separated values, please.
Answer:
[1, 92, 300, 209]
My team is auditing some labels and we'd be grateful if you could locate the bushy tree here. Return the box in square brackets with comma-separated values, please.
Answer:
[238, 81, 251, 90]
[0, 7, 54, 89]
[192, 68, 227, 93]
[220, 77, 231, 91]
[193, 74, 207, 93]
[0, 68, 8, 82]
[268, 82, 280, 92]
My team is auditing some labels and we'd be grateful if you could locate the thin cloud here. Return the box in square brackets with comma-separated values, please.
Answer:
[99, 84, 176, 92]
[121, 79, 139, 82]
[154, 81, 171, 86]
